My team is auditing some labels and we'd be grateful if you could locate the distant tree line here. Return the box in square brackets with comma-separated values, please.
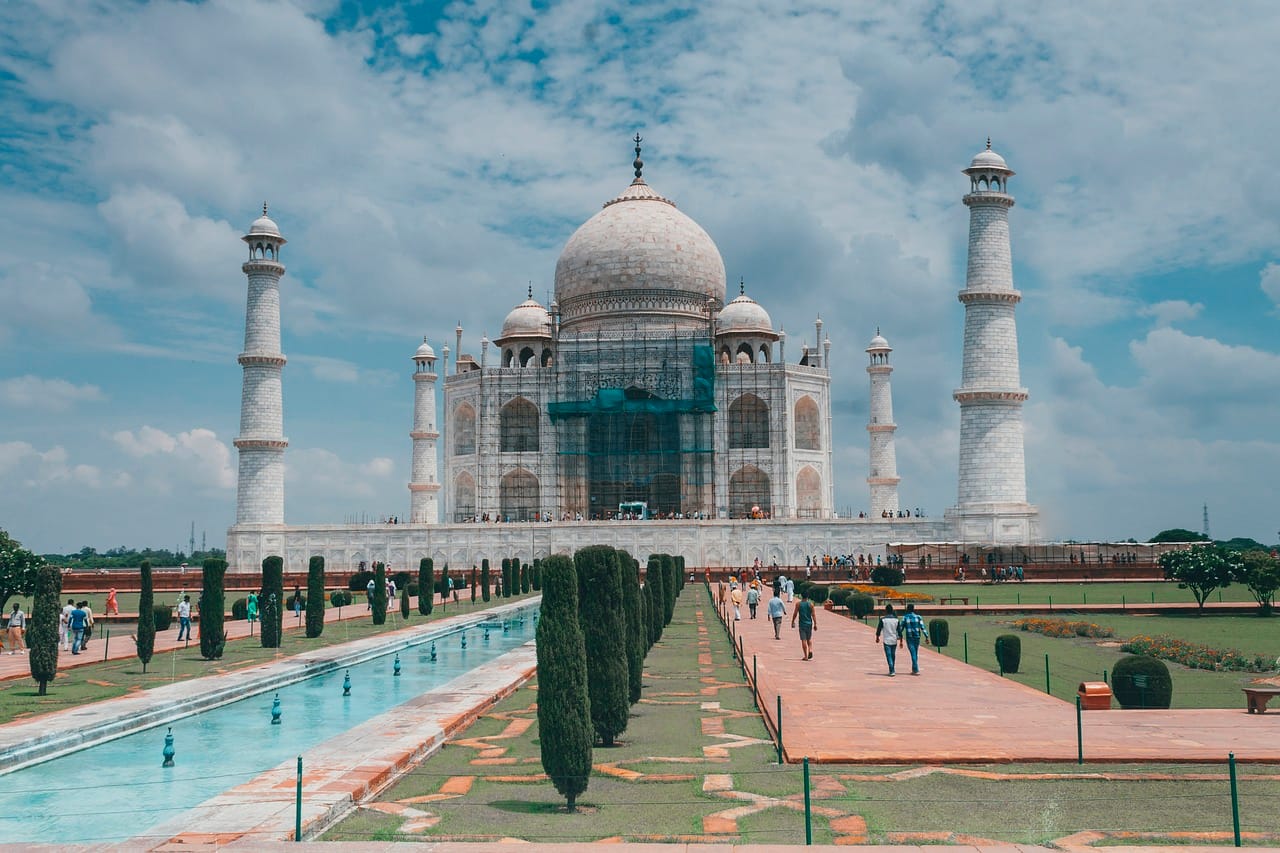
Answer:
[39, 546, 227, 569]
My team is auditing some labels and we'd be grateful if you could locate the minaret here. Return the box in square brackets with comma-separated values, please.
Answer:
[408, 337, 441, 523]
[866, 330, 900, 516]
[234, 204, 288, 526]
[951, 141, 1037, 538]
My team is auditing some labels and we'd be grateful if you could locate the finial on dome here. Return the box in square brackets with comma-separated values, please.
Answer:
[986, 137, 991, 150]
[423, 335, 428, 343]
[739, 277, 745, 296]
[263, 201, 268, 216]
[632, 133, 644, 180]
[876, 326, 880, 335]
[528, 282, 533, 299]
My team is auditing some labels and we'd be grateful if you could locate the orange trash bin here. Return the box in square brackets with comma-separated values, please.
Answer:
[1078, 681, 1113, 710]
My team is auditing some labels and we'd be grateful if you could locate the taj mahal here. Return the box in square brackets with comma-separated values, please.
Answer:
[224, 139, 1039, 572]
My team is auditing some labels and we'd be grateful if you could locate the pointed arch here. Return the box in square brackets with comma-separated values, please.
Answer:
[500, 397, 539, 452]
[727, 393, 769, 449]
[796, 465, 822, 518]
[794, 396, 820, 450]
[453, 403, 476, 455]
[453, 470, 476, 522]
[499, 468, 539, 522]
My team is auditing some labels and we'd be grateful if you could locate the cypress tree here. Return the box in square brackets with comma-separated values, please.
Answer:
[29, 564, 61, 695]
[521, 559, 530, 594]
[646, 555, 666, 641]
[260, 555, 284, 647]
[371, 561, 388, 624]
[619, 552, 643, 705]
[470, 566, 477, 602]
[481, 559, 491, 602]
[662, 554, 677, 624]
[439, 563, 449, 609]
[535, 555, 592, 811]
[504, 558, 514, 598]
[640, 583, 652, 653]
[136, 559, 156, 671]
[575, 545, 629, 746]
[201, 557, 228, 658]
[676, 556, 686, 592]
[532, 558, 541, 591]
[422, 558, 435, 615]
[400, 584, 411, 619]
[501, 558, 510, 599]
[305, 556, 325, 639]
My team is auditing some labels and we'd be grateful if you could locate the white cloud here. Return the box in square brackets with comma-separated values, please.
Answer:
[0, 375, 104, 411]
[291, 354, 397, 385]
[1261, 262, 1280, 308]
[1139, 300, 1203, 327]
[0, 441, 104, 489]
[111, 426, 235, 491]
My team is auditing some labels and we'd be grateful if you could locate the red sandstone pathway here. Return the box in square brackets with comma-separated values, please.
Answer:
[716, 595, 1280, 764]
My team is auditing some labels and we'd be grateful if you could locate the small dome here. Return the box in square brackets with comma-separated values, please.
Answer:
[866, 331, 891, 352]
[969, 149, 1007, 170]
[413, 337, 436, 360]
[247, 203, 282, 238]
[499, 297, 552, 339]
[716, 291, 773, 335]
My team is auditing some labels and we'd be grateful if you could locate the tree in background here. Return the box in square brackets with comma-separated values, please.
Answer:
[371, 561, 388, 625]
[661, 554, 677, 624]
[676, 556, 686, 593]
[646, 555, 666, 643]
[640, 583, 652, 653]
[1235, 549, 1280, 616]
[28, 564, 62, 695]
[0, 529, 43, 613]
[535, 554, 593, 811]
[200, 557, 228, 658]
[400, 584, 411, 619]
[136, 559, 156, 671]
[418, 558, 433, 615]
[618, 551, 644, 705]
[1149, 529, 1210, 543]
[481, 559, 491, 602]
[521, 559, 530, 594]
[471, 566, 478, 602]
[1159, 545, 1236, 612]
[504, 558, 514, 598]
[532, 558, 541, 591]
[576, 546, 628, 746]
[260, 555, 285, 646]
[305, 556, 325, 638]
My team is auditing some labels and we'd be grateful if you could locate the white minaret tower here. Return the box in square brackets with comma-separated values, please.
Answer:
[234, 204, 288, 526]
[950, 141, 1038, 542]
[408, 337, 441, 523]
[866, 330, 900, 516]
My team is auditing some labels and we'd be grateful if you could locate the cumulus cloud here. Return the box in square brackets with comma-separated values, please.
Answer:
[291, 355, 397, 385]
[1139, 300, 1203, 327]
[1261, 262, 1280, 308]
[0, 441, 104, 489]
[111, 426, 235, 491]
[0, 375, 104, 411]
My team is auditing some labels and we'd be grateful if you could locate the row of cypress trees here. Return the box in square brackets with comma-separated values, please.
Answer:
[536, 547, 683, 811]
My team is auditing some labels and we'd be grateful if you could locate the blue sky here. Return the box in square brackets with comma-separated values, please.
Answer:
[2, 0, 1278, 553]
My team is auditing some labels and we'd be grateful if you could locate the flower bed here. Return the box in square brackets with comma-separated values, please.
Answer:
[1121, 634, 1271, 672]
[1014, 617, 1114, 639]
[833, 584, 933, 602]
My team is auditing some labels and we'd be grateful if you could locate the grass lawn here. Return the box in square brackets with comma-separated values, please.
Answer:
[899, 580, 1258, 607]
[325, 585, 1280, 846]
[0, 592, 534, 724]
[916, 612, 1280, 707]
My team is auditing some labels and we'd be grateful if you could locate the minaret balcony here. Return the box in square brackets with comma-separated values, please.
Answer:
[238, 353, 287, 367]
[410, 430, 439, 440]
[409, 482, 442, 492]
[242, 259, 286, 275]
[233, 437, 289, 450]
[952, 388, 1029, 404]
[867, 476, 901, 486]
[866, 423, 897, 433]
[958, 290, 1021, 305]
[962, 192, 1015, 208]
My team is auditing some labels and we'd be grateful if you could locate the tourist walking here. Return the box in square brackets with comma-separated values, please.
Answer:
[177, 595, 192, 641]
[791, 591, 816, 660]
[7, 603, 26, 654]
[79, 601, 94, 650]
[730, 584, 743, 621]
[366, 578, 376, 611]
[874, 604, 903, 676]
[784, 576, 794, 603]
[247, 591, 259, 626]
[746, 585, 760, 619]
[60, 598, 74, 651]
[767, 590, 786, 639]
[105, 587, 119, 616]
[68, 602, 89, 655]
[900, 603, 928, 675]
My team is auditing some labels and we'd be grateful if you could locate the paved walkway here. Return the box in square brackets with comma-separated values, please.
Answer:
[715, 595, 1280, 764]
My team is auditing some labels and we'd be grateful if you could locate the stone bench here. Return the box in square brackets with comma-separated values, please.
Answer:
[938, 596, 969, 605]
[1244, 686, 1280, 714]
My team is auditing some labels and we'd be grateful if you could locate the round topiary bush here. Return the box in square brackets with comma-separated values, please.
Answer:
[1112, 655, 1173, 709]
[153, 603, 174, 632]
[827, 587, 850, 609]
[807, 585, 829, 605]
[232, 597, 248, 620]
[850, 593, 875, 620]
[330, 590, 352, 607]
[348, 570, 373, 592]
[929, 618, 949, 649]
[995, 634, 1021, 673]
[870, 566, 905, 586]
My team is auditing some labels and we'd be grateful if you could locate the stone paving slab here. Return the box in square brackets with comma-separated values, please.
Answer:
[716, 596, 1280, 764]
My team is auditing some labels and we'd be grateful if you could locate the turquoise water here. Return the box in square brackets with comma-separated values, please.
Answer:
[0, 610, 534, 844]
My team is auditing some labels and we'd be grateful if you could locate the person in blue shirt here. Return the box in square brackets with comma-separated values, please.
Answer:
[68, 604, 88, 654]
[766, 590, 787, 639]
[899, 602, 929, 675]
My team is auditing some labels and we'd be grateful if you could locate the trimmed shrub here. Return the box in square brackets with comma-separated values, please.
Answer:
[136, 560, 155, 671]
[870, 565, 905, 586]
[201, 557, 228, 658]
[348, 570, 373, 592]
[521, 560, 530, 594]
[535, 554, 593, 811]
[995, 634, 1022, 674]
[305, 556, 325, 639]
[850, 593, 875, 619]
[329, 590, 352, 607]
[418, 558, 433, 616]
[646, 555, 667, 634]
[929, 618, 950, 649]
[661, 554, 677, 622]
[392, 570, 411, 591]
[481, 559, 491, 602]
[1112, 655, 1173, 709]
[646, 562, 663, 645]
[619, 552, 644, 705]
[153, 603, 174, 632]
[827, 587, 850, 609]
[575, 546, 628, 746]
[232, 597, 248, 620]
[260, 555, 285, 648]
[531, 558, 541, 591]
[29, 564, 63, 695]
[400, 585, 411, 619]
[471, 567, 477, 602]
[371, 562, 388, 625]
[806, 584, 829, 605]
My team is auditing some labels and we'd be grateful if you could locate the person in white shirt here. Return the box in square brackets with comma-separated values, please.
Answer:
[177, 596, 192, 641]
[874, 604, 903, 676]
[7, 603, 27, 653]
[60, 598, 75, 651]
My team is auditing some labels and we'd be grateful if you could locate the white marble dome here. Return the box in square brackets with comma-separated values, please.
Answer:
[499, 296, 552, 339]
[866, 331, 890, 351]
[554, 177, 726, 331]
[716, 290, 773, 335]
[247, 206, 282, 238]
[968, 144, 1010, 172]
[413, 337, 436, 360]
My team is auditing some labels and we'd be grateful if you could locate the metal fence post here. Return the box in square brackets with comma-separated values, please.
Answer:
[803, 756, 812, 844]
[1045, 653, 1051, 694]
[753, 655, 759, 710]
[1076, 695, 1083, 765]
[1229, 752, 1241, 847]
[776, 695, 783, 764]
[295, 755, 303, 841]
[963, 632, 969, 664]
